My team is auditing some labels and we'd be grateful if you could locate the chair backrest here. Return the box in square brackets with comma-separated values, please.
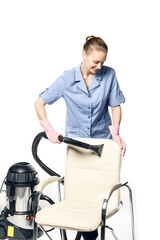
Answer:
[64, 138, 122, 205]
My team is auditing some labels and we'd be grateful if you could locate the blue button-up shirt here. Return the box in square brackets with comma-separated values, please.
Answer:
[40, 63, 125, 139]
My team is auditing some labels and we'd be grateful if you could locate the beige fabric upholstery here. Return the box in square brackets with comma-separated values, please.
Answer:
[36, 176, 60, 192]
[35, 138, 122, 231]
[35, 200, 102, 231]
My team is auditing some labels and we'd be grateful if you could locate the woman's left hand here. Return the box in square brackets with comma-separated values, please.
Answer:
[109, 124, 126, 156]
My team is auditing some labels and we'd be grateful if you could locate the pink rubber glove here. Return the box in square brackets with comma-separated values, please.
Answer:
[108, 124, 126, 156]
[40, 118, 63, 144]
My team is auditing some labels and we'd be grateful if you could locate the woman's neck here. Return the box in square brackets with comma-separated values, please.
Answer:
[81, 62, 94, 80]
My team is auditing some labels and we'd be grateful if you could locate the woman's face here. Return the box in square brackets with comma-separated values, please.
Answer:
[82, 49, 107, 74]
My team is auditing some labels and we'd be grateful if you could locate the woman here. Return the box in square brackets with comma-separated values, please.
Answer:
[34, 35, 126, 240]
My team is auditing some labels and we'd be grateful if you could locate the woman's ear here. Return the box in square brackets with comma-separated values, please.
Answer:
[82, 50, 86, 60]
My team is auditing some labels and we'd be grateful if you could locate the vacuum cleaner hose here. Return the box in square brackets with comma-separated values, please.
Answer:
[32, 131, 104, 176]
[32, 132, 60, 177]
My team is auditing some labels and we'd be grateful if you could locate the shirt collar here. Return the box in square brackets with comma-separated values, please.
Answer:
[75, 62, 102, 81]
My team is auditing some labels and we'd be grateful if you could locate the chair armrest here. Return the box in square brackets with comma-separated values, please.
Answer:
[103, 182, 128, 200]
[36, 176, 60, 192]
[101, 182, 128, 227]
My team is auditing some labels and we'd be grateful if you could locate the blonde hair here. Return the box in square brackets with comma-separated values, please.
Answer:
[83, 35, 108, 54]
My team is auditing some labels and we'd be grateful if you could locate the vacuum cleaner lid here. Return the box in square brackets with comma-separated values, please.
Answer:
[6, 162, 39, 186]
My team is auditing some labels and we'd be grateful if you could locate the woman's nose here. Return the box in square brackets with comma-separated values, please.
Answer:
[97, 63, 102, 69]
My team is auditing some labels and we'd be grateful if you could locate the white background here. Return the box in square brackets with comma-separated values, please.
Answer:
[0, 0, 160, 239]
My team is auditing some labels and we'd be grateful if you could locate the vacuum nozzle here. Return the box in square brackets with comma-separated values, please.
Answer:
[89, 144, 104, 157]
[58, 136, 104, 157]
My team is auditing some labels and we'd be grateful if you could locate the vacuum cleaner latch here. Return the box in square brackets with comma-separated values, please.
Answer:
[7, 185, 16, 216]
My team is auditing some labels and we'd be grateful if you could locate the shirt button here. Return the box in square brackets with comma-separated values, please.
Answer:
[88, 116, 90, 118]
[88, 107, 91, 109]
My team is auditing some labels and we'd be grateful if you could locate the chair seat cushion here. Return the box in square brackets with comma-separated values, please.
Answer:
[35, 200, 119, 231]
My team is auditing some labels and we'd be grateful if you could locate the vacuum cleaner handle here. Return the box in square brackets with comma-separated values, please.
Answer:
[58, 136, 103, 157]
[58, 136, 91, 149]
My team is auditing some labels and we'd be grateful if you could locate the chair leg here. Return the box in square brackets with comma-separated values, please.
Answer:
[75, 231, 82, 240]
[101, 225, 105, 240]
[101, 199, 108, 240]
[124, 185, 135, 240]
[60, 229, 68, 240]
[33, 221, 38, 240]
[105, 226, 119, 240]
[39, 225, 53, 240]
[33, 192, 41, 240]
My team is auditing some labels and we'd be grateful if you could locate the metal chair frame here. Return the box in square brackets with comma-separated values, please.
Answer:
[33, 179, 135, 240]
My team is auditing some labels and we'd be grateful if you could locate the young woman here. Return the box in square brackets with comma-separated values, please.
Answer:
[34, 35, 126, 240]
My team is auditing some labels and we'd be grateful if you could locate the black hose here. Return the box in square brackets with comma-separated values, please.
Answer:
[32, 131, 103, 177]
[40, 193, 55, 205]
[31, 132, 60, 177]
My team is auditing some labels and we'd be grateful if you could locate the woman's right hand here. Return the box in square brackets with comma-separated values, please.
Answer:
[40, 118, 63, 144]
[109, 124, 126, 156]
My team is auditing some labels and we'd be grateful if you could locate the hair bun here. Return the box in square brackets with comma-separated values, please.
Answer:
[86, 35, 96, 42]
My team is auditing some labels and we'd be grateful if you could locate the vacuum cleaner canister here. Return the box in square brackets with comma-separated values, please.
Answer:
[0, 162, 43, 240]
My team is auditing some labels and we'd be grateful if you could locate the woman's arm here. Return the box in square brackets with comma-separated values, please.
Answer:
[34, 97, 47, 120]
[109, 105, 126, 155]
[34, 97, 62, 143]
[111, 105, 122, 125]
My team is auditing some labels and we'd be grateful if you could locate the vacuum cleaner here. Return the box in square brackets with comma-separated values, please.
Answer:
[0, 162, 44, 240]
[0, 132, 104, 240]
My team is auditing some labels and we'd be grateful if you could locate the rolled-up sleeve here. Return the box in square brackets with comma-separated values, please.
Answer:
[39, 74, 65, 105]
[107, 70, 125, 107]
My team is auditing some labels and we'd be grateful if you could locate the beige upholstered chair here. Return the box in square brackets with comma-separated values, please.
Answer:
[33, 138, 135, 240]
